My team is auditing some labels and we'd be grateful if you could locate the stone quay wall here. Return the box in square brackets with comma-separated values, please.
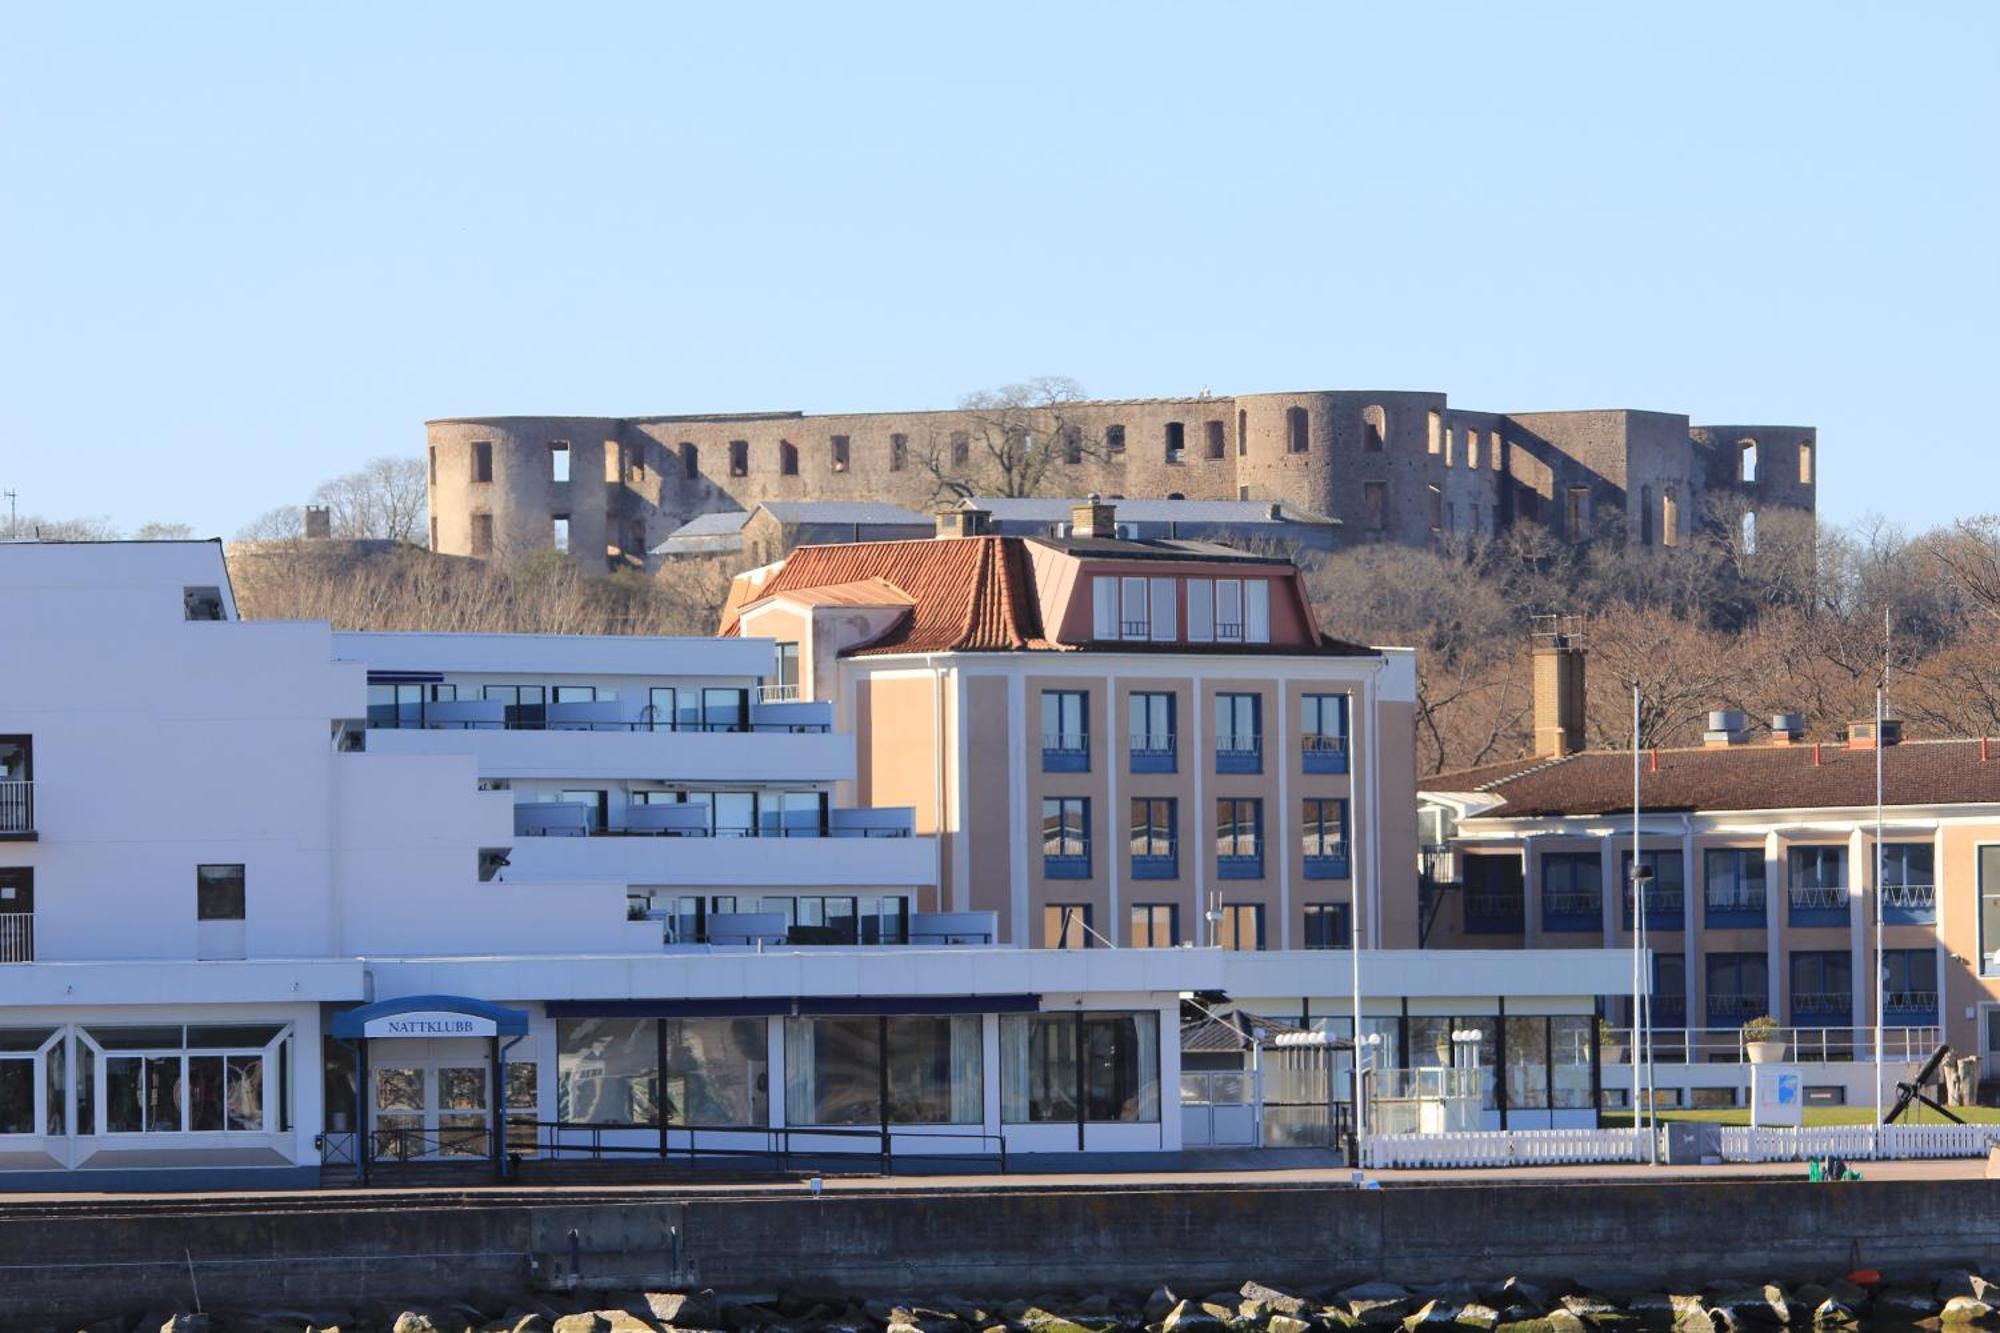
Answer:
[0, 1177, 1993, 1319]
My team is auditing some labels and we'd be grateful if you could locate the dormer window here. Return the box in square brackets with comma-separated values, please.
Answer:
[183, 587, 225, 621]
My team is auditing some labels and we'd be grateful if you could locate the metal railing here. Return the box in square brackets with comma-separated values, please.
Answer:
[538, 822, 913, 839]
[0, 781, 31, 835]
[1706, 994, 1767, 1022]
[1040, 732, 1089, 752]
[371, 1123, 494, 1161]
[1883, 882, 1937, 912]
[1705, 889, 1768, 917]
[1885, 988, 1940, 1013]
[1788, 884, 1849, 914]
[1542, 891, 1602, 919]
[522, 1120, 1008, 1175]
[1216, 737, 1263, 756]
[1420, 844, 1457, 885]
[0, 914, 33, 963]
[369, 704, 828, 734]
[1463, 892, 1525, 921]
[1789, 991, 1851, 1017]
[1604, 1024, 1942, 1064]
[758, 683, 802, 703]
[1623, 887, 1687, 916]
[1301, 733, 1348, 756]
[1129, 733, 1176, 757]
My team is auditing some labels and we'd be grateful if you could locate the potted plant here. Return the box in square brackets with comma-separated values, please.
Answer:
[1599, 1016, 1626, 1065]
[1742, 1015, 1786, 1064]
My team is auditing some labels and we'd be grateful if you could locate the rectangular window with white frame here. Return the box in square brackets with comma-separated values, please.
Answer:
[1186, 579, 1214, 642]
[1148, 578, 1177, 641]
[1119, 577, 1149, 639]
[1092, 576, 1120, 640]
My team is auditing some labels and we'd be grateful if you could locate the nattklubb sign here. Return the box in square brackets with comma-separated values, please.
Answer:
[362, 1011, 499, 1039]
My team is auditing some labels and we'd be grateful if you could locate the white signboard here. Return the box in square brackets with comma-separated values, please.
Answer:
[363, 1011, 498, 1040]
[1750, 1064, 1805, 1128]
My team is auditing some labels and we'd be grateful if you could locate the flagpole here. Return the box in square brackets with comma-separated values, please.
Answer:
[1873, 687, 1886, 1148]
[1632, 683, 1651, 1159]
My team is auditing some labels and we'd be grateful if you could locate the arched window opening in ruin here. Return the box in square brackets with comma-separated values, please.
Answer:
[1363, 405, 1387, 452]
[1799, 441, 1814, 485]
[1427, 411, 1442, 455]
[1741, 509, 1758, 554]
[1639, 485, 1653, 546]
[1236, 409, 1247, 456]
[780, 441, 799, 476]
[1286, 407, 1309, 454]
[1662, 488, 1680, 548]
[1738, 439, 1758, 484]
[680, 442, 698, 480]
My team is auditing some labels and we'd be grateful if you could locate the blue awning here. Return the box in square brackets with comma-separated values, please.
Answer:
[544, 994, 1041, 1020]
[331, 994, 530, 1039]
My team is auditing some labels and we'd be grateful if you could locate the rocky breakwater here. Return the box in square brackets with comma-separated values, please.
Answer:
[66, 1269, 2000, 1333]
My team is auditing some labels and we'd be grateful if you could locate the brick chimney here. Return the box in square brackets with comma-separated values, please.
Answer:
[1071, 494, 1118, 539]
[1531, 624, 1586, 758]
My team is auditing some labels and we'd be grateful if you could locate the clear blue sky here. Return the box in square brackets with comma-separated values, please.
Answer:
[2, 4, 1994, 537]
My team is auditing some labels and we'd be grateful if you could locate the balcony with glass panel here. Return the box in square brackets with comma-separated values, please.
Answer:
[1130, 839, 1178, 881]
[1884, 989, 1940, 1027]
[1215, 737, 1262, 776]
[1129, 732, 1176, 775]
[1300, 733, 1348, 775]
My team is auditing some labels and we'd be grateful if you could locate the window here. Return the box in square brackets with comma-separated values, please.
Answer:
[1284, 407, 1309, 454]
[1303, 903, 1351, 949]
[1045, 903, 1093, 949]
[1091, 575, 1119, 639]
[1302, 798, 1349, 878]
[1040, 690, 1089, 771]
[830, 435, 850, 472]
[1131, 903, 1178, 948]
[1566, 486, 1589, 536]
[1705, 847, 1767, 925]
[1042, 798, 1091, 879]
[1130, 798, 1176, 878]
[0, 868, 34, 960]
[1466, 431, 1480, 470]
[681, 442, 699, 480]
[1662, 487, 1680, 548]
[1620, 849, 1685, 928]
[428, 447, 437, 486]
[1799, 441, 1814, 486]
[1882, 842, 1936, 922]
[1788, 846, 1848, 925]
[1428, 485, 1443, 532]
[1204, 420, 1226, 460]
[1706, 953, 1768, 1025]
[1216, 692, 1261, 772]
[87, 1024, 282, 1135]
[1540, 851, 1602, 930]
[1301, 693, 1349, 772]
[483, 684, 546, 729]
[1363, 482, 1387, 531]
[0, 736, 31, 837]
[183, 587, 224, 621]
[1062, 426, 1083, 465]
[1186, 579, 1214, 642]
[1427, 411, 1442, 454]
[1243, 579, 1269, 643]
[950, 431, 970, 466]
[1148, 578, 1177, 641]
[1653, 953, 1687, 1025]
[471, 440, 493, 483]
[773, 642, 801, 697]
[366, 681, 456, 728]
[1362, 405, 1386, 452]
[1215, 580, 1245, 641]
[1164, 422, 1185, 464]
[780, 441, 799, 476]
[1639, 485, 1653, 546]
[471, 513, 493, 556]
[1002, 1011, 1159, 1125]
[1443, 429, 1455, 469]
[1215, 797, 1263, 878]
[552, 515, 570, 554]
[890, 433, 909, 471]
[1129, 691, 1175, 771]
[785, 1015, 981, 1126]
[728, 440, 749, 477]
[1462, 855, 1525, 932]
[626, 519, 645, 561]
[1236, 409, 1247, 456]
[1789, 951, 1852, 1023]
[1119, 576, 1149, 638]
[1216, 903, 1264, 950]
[556, 1017, 767, 1127]
[550, 442, 570, 483]
[1883, 949, 1939, 1022]
[196, 865, 245, 921]
[1739, 439, 1758, 483]
[429, 517, 438, 550]
[699, 686, 748, 732]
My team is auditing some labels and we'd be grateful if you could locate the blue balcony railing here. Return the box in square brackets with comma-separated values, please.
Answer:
[1705, 888, 1767, 928]
[1129, 734, 1176, 775]
[1883, 882, 1937, 925]
[1044, 848, 1092, 880]
[1217, 852, 1264, 881]
[1216, 738, 1263, 775]
[1304, 851, 1351, 881]
[1884, 989, 1940, 1027]
[1041, 732, 1090, 774]
[1787, 884, 1849, 928]
[1542, 890, 1603, 932]
[1301, 734, 1349, 775]
[1131, 842, 1178, 880]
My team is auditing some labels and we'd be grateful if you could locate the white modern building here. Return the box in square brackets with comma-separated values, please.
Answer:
[0, 540, 1630, 1189]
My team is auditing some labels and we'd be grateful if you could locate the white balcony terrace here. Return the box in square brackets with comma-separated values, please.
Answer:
[364, 710, 854, 784]
[501, 827, 937, 890]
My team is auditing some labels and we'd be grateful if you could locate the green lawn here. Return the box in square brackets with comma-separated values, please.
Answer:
[1600, 1105, 2000, 1128]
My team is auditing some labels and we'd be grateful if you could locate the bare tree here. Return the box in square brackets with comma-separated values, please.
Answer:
[918, 376, 1113, 499]
[311, 456, 428, 542]
[9, 512, 122, 541]
[131, 521, 197, 541]
[237, 506, 306, 541]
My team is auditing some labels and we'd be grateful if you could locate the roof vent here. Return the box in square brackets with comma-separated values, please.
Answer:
[1704, 709, 1750, 747]
[1770, 712, 1806, 744]
[1071, 495, 1119, 540]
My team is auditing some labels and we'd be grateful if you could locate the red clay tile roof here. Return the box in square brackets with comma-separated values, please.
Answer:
[726, 536, 1058, 656]
[1421, 738, 2000, 817]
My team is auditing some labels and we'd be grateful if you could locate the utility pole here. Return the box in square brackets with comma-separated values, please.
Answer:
[3, 489, 15, 540]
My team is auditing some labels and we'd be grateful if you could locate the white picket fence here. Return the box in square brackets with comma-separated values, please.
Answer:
[1369, 1128, 1647, 1168]
[1721, 1122, 2000, 1162]
[1369, 1122, 2000, 1169]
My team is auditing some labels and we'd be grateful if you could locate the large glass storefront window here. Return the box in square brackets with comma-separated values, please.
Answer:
[77, 1025, 285, 1135]
[1001, 1011, 1159, 1125]
[555, 1017, 768, 1128]
[784, 1015, 982, 1126]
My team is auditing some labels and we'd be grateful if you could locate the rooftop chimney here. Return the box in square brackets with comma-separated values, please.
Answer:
[1845, 718, 1904, 749]
[1530, 615, 1586, 759]
[934, 506, 992, 539]
[303, 504, 332, 541]
[1770, 712, 1806, 744]
[1704, 709, 1751, 747]
[1071, 494, 1118, 540]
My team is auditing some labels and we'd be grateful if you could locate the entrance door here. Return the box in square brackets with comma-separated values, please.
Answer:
[1180, 1071, 1258, 1147]
[371, 1062, 489, 1161]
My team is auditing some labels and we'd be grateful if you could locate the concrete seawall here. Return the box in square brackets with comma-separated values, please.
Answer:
[4, 1178, 2000, 1318]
